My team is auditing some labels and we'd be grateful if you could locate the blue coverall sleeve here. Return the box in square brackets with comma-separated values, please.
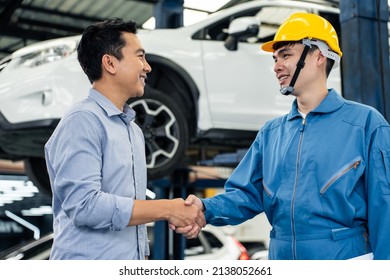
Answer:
[367, 124, 390, 260]
[202, 133, 265, 226]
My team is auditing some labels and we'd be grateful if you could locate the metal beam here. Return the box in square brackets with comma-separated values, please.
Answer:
[0, 0, 24, 25]
[340, 0, 390, 120]
[0, 25, 65, 41]
[154, 0, 184, 28]
[0, 2, 103, 23]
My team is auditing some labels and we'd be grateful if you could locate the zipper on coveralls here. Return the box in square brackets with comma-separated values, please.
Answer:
[320, 160, 361, 194]
[291, 117, 306, 260]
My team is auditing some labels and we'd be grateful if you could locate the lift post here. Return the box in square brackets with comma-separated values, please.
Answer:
[340, 0, 390, 120]
[149, 166, 228, 260]
[154, 0, 184, 28]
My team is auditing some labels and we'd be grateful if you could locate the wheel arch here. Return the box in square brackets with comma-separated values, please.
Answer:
[145, 54, 199, 138]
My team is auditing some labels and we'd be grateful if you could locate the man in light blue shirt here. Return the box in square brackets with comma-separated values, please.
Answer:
[45, 18, 205, 260]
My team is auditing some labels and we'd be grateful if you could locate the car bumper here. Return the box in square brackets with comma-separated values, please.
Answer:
[0, 112, 58, 159]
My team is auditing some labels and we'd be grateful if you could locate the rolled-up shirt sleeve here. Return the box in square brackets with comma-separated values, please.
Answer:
[46, 110, 133, 230]
[45, 90, 148, 259]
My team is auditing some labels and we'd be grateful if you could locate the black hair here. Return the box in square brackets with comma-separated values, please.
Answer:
[273, 41, 335, 77]
[77, 18, 138, 83]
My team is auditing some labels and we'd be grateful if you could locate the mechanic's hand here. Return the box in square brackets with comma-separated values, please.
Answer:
[184, 194, 204, 210]
[169, 195, 205, 239]
[167, 198, 205, 237]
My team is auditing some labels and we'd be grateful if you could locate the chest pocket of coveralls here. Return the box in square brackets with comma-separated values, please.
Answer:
[373, 149, 390, 195]
[320, 156, 364, 195]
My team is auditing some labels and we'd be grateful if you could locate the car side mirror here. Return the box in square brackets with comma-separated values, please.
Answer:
[224, 17, 260, 51]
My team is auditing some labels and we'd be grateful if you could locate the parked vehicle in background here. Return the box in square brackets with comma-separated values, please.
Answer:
[0, 1, 344, 194]
[0, 232, 53, 260]
[149, 224, 250, 260]
[0, 225, 250, 260]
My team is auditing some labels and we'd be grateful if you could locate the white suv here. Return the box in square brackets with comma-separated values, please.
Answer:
[0, 0, 342, 193]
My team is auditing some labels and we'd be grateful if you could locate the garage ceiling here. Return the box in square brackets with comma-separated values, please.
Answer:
[0, 0, 342, 61]
[0, 0, 156, 60]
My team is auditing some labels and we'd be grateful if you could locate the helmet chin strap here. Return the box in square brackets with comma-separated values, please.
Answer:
[280, 41, 312, 96]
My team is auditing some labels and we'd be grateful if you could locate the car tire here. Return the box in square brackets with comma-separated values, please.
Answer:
[128, 85, 189, 180]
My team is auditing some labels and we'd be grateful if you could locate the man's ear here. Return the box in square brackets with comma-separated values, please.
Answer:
[101, 54, 116, 74]
[317, 51, 327, 65]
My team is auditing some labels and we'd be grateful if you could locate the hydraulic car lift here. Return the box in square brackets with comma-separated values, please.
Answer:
[149, 168, 225, 260]
[148, 149, 247, 260]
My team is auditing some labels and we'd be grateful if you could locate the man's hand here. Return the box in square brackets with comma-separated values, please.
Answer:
[169, 194, 205, 239]
[184, 194, 204, 210]
[166, 197, 205, 238]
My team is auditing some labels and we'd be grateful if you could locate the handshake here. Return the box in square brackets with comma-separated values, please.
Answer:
[167, 195, 205, 239]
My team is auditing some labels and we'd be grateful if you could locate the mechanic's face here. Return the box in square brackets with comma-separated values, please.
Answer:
[272, 43, 319, 95]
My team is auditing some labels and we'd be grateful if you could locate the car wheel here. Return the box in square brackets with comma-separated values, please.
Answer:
[24, 157, 52, 195]
[129, 86, 189, 179]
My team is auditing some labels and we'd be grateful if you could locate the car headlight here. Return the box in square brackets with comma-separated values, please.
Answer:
[8, 40, 78, 70]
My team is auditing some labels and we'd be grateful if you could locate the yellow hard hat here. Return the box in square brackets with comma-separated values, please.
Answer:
[261, 13, 342, 58]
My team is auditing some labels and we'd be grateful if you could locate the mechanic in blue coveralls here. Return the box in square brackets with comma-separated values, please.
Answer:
[173, 13, 390, 259]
